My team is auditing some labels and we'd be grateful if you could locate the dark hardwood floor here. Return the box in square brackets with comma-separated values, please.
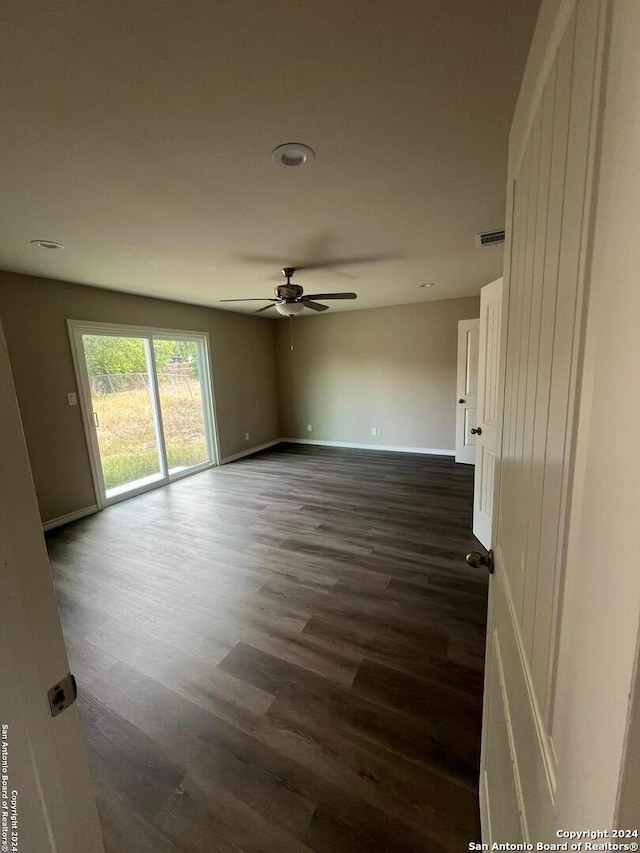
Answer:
[47, 443, 488, 852]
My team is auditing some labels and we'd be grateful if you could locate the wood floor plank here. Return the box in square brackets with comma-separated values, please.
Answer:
[255, 686, 479, 847]
[79, 688, 185, 821]
[154, 770, 316, 853]
[84, 619, 275, 729]
[90, 773, 184, 853]
[304, 795, 449, 853]
[351, 658, 481, 725]
[48, 443, 487, 852]
[88, 663, 319, 839]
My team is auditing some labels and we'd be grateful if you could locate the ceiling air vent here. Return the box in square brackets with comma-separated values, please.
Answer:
[476, 229, 505, 248]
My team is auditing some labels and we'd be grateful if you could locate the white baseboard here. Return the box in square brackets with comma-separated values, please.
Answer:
[283, 437, 455, 456]
[219, 439, 283, 464]
[41, 440, 452, 527]
[42, 504, 99, 531]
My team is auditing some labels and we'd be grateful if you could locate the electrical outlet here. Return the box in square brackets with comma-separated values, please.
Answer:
[371, 427, 377, 436]
[307, 424, 312, 432]
[67, 392, 78, 406]
[245, 432, 250, 442]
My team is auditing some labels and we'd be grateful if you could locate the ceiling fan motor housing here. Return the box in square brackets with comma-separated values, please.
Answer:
[275, 283, 303, 301]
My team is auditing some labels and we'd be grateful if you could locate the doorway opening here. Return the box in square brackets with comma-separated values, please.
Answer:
[69, 322, 218, 506]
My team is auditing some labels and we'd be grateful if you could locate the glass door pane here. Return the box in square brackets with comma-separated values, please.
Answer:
[152, 338, 210, 476]
[82, 334, 164, 498]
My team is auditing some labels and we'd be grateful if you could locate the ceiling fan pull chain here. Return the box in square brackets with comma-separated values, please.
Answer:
[290, 319, 295, 351]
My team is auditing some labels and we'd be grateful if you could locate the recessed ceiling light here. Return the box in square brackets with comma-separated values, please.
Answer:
[31, 239, 64, 250]
[419, 282, 435, 288]
[272, 143, 315, 169]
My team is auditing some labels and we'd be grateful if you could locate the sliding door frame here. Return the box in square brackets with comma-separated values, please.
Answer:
[68, 319, 220, 509]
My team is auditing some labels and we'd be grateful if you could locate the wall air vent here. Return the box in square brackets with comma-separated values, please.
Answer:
[476, 229, 506, 248]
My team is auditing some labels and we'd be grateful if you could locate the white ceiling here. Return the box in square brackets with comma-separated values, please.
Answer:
[0, 0, 538, 315]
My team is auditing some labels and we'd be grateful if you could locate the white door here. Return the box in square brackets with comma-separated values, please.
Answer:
[472, 278, 502, 549]
[0, 319, 104, 851]
[455, 318, 480, 464]
[479, 0, 616, 840]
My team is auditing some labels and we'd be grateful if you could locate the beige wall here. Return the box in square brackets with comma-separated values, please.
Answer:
[0, 271, 280, 523]
[276, 296, 480, 450]
[0, 272, 478, 524]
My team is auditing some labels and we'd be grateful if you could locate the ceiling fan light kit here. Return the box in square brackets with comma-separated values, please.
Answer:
[276, 302, 305, 317]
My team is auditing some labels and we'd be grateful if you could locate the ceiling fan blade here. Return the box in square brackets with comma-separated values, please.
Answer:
[303, 292, 357, 300]
[254, 304, 277, 314]
[302, 300, 329, 312]
[219, 297, 276, 302]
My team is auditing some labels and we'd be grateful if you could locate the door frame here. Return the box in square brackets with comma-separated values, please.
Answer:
[68, 319, 220, 509]
[0, 316, 105, 852]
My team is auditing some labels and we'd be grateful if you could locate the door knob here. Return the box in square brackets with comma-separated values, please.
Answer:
[466, 549, 494, 574]
[470, 427, 482, 435]
[458, 398, 465, 404]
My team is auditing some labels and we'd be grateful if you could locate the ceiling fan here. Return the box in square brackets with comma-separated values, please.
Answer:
[220, 267, 357, 316]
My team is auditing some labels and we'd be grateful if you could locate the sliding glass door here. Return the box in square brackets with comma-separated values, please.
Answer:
[83, 334, 163, 497]
[153, 339, 209, 476]
[69, 322, 217, 506]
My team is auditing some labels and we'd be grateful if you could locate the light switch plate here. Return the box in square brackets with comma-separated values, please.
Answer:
[67, 392, 78, 406]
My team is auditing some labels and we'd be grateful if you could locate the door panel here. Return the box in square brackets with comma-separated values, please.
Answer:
[480, 0, 606, 840]
[485, 573, 555, 840]
[455, 318, 480, 464]
[531, 0, 602, 711]
[473, 278, 503, 548]
[520, 34, 572, 655]
[464, 408, 477, 441]
[478, 446, 496, 523]
[481, 631, 525, 843]
[484, 298, 501, 429]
